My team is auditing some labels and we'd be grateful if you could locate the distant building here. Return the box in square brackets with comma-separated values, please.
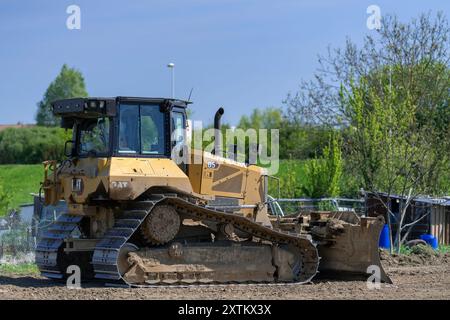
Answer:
[365, 192, 450, 245]
[0, 123, 35, 132]
[19, 204, 34, 224]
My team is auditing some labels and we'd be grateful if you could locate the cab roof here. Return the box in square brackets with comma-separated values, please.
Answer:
[115, 96, 191, 106]
[52, 96, 190, 118]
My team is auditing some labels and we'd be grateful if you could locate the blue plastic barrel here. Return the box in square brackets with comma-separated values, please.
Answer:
[379, 224, 391, 249]
[420, 234, 438, 250]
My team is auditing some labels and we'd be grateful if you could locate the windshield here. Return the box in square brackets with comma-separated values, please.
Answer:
[78, 118, 110, 156]
[118, 104, 165, 155]
[118, 105, 139, 153]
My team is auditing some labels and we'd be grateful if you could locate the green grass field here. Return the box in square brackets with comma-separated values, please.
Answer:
[0, 262, 39, 275]
[0, 164, 43, 210]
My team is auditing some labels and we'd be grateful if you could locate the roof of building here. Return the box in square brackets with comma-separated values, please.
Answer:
[0, 124, 35, 132]
[365, 191, 450, 206]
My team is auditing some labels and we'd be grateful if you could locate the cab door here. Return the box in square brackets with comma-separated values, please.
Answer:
[171, 108, 187, 173]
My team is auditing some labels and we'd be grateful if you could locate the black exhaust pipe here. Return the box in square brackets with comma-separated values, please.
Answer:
[213, 107, 224, 155]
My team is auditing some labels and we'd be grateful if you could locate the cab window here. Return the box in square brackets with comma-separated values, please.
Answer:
[141, 105, 165, 154]
[172, 112, 185, 147]
[118, 105, 139, 154]
[118, 104, 166, 155]
[78, 118, 110, 156]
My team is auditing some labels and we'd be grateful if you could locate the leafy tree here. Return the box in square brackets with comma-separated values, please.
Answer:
[341, 76, 445, 254]
[36, 64, 88, 126]
[236, 107, 282, 158]
[236, 107, 332, 160]
[238, 107, 283, 131]
[286, 12, 449, 130]
[285, 12, 450, 188]
[283, 12, 449, 247]
[191, 122, 231, 152]
[279, 122, 333, 159]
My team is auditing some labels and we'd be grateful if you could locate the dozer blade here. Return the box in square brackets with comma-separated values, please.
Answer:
[121, 241, 305, 285]
[313, 213, 392, 284]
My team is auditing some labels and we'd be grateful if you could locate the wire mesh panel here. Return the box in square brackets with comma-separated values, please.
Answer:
[0, 197, 67, 264]
[270, 198, 365, 216]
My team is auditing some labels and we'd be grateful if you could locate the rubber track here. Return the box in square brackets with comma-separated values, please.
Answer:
[92, 196, 163, 281]
[92, 195, 320, 286]
[35, 214, 83, 279]
[36, 195, 320, 286]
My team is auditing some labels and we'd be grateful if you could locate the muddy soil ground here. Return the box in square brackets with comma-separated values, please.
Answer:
[0, 252, 449, 300]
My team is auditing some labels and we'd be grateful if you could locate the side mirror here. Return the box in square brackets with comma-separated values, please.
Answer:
[64, 140, 75, 157]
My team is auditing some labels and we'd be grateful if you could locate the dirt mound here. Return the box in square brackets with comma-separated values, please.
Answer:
[380, 245, 450, 267]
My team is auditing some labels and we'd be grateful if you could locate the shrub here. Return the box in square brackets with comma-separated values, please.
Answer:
[0, 126, 71, 164]
[301, 134, 343, 198]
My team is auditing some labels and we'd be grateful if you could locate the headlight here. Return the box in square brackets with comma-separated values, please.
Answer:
[72, 178, 83, 193]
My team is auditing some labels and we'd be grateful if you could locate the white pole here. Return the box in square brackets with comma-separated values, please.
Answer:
[167, 63, 175, 98]
[172, 67, 175, 98]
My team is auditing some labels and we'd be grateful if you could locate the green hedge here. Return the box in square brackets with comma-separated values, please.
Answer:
[0, 126, 71, 164]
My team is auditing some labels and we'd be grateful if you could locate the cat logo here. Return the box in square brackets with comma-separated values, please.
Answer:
[111, 181, 129, 189]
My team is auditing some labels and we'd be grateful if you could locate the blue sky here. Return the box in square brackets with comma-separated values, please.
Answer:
[0, 0, 448, 125]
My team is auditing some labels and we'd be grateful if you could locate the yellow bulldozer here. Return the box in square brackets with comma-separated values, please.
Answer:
[36, 97, 390, 285]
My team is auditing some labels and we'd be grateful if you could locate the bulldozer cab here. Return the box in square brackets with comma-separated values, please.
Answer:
[49, 96, 266, 207]
[54, 97, 188, 162]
